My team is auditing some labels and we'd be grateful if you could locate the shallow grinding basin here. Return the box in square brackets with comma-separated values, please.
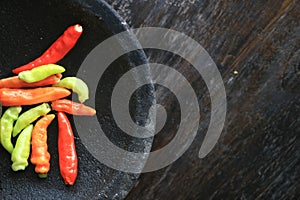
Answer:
[0, 0, 154, 199]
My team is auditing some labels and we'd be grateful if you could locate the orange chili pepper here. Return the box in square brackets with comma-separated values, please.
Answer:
[0, 74, 62, 89]
[57, 112, 78, 185]
[51, 99, 96, 116]
[12, 24, 83, 74]
[0, 87, 71, 106]
[30, 114, 55, 178]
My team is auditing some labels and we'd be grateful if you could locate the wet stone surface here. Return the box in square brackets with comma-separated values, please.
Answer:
[105, 0, 299, 199]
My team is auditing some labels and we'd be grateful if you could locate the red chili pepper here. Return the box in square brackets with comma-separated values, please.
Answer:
[57, 112, 78, 185]
[30, 114, 55, 178]
[0, 74, 62, 89]
[0, 87, 71, 106]
[51, 99, 96, 116]
[12, 24, 83, 74]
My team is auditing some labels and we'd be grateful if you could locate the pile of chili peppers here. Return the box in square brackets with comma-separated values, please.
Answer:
[0, 24, 96, 185]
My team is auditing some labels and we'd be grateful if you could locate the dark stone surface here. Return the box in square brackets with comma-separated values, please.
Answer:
[0, 0, 153, 199]
[104, 0, 299, 199]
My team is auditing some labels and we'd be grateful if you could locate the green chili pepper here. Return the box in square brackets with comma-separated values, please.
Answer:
[11, 124, 33, 171]
[13, 103, 51, 137]
[54, 77, 89, 103]
[0, 106, 22, 153]
[18, 64, 65, 83]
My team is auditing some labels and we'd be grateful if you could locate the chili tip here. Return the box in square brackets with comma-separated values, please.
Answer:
[74, 24, 83, 33]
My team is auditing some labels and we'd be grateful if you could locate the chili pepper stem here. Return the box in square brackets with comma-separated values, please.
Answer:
[38, 173, 48, 178]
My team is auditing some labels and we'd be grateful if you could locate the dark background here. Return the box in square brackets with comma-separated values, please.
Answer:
[104, 0, 299, 199]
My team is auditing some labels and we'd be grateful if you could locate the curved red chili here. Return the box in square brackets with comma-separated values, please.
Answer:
[12, 24, 83, 74]
[51, 99, 96, 116]
[57, 112, 78, 185]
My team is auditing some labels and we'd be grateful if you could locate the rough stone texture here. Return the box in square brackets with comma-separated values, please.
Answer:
[0, 1, 153, 199]
[105, 0, 299, 199]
